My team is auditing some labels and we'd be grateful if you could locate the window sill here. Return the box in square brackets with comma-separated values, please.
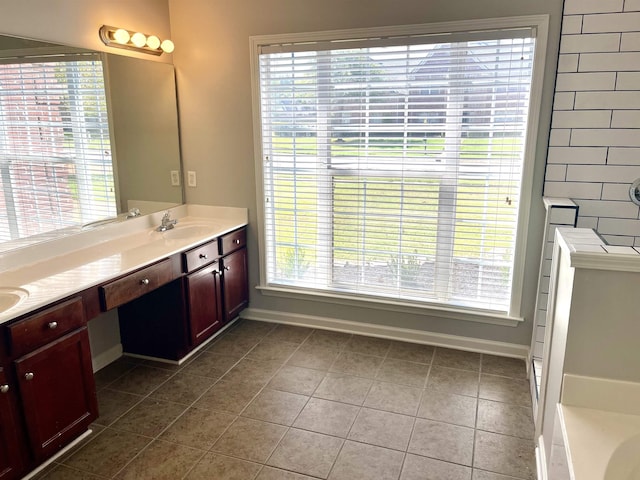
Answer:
[256, 285, 524, 327]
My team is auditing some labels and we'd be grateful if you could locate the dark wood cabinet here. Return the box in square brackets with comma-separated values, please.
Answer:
[221, 248, 249, 322]
[0, 368, 26, 480]
[14, 327, 97, 462]
[0, 295, 97, 479]
[186, 264, 224, 346]
[117, 227, 249, 361]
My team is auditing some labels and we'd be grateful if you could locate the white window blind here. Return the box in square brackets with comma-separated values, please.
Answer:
[257, 28, 536, 313]
[0, 54, 116, 242]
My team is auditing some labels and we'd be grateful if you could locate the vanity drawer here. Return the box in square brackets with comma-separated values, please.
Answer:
[183, 239, 219, 273]
[100, 258, 174, 311]
[219, 228, 246, 255]
[7, 297, 85, 358]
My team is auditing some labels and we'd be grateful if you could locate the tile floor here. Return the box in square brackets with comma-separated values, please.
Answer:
[35, 320, 536, 480]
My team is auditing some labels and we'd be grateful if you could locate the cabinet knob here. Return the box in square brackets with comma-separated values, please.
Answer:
[224, 266, 230, 272]
[48, 321, 58, 330]
[24, 372, 34, 381]
[199, 254, 208, 259]
[140, 278, 150, 286]
[213, 270, 219, 276]
[234, 239, 240, 245]
[0, 384, 9, 394]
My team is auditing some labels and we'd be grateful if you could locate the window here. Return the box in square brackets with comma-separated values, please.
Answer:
[0, 54, 115, 243]
[253, 18, 546, 317]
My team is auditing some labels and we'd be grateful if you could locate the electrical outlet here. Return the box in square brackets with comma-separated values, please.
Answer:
[170, 170, 180, 186]
[187, 170, 197, 187]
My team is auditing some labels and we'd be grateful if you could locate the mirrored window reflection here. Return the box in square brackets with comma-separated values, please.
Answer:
[0, 54, 116, 241]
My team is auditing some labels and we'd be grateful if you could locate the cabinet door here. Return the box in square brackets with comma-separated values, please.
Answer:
[14, 328, 97, 463]
[221, 248, 249, 322]
[186, 264, 223, 347]
[0, 368, 26, 480]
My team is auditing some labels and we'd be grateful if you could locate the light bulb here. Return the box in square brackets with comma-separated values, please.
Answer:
[160, 39, 175, 54]
[146, 35, 161, 50]
[112, 28, 130, 45]
[131, 32, 147, 48]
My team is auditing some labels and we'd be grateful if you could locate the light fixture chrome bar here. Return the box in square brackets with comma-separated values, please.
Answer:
[99, 25, 170, 56]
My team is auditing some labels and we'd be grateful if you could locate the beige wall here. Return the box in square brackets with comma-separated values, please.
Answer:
[169, 0, 564, 345]
[0, 0, 173, 63]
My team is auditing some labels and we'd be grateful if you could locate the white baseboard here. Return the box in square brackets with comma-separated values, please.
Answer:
[240, 308, 529, 359]
[92, 343, 123, 372]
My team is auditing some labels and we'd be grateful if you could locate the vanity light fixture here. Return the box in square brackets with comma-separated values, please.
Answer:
[99, 25, 174, 56]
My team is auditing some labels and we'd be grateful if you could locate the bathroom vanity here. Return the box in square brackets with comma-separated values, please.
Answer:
[0, 205, 248, 479]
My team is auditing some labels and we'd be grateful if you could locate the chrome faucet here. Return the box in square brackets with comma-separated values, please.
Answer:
[157, 211, 178, 232]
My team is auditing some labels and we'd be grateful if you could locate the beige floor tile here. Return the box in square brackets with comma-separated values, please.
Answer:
[293, 398, 360, 437]
[111, 398, 185, 437]
[221, 358, 281, 386]
[63, 428, 151, 477]
[229, 320, 277, 338]
[408, 419, 474, 466]
[185, 452, 262, 480]
[348, 408, 414, 451]
[107, 365, 173, 396]
[479, 374, 531, 407]
[267, 365, 325, 396]
[257, 467, 317, 479]
[194, 379, 262, 414]
[329, 351, 383, 378]
[387, 341, 434, 364]
[181, 352, 240, 378]
[472, 469, 523, 480]
[267, 428, 343, 479]
[345, 335, 391, 357]
[212, 417, 287, 462]
[476, 399, 534, 439]
[427, 366, 479, 397]
[246, 339, 299, 363]
[400, 454, 472, 480]
[328, 441, 404, 480]
[481, 355, 526, 379]
[160, 407, 236, 449]
[36, 465, 104, 480]
[304, 330, 351, 349]
[418, 389, 477, 428]
[433, 348, 481, 371]
[376, 358, 429, 387]
[242, 388, 309, 425]
[363, 381, 422, 416]
[94, 358, 139, 390]
[149, 373, 214, 405]
[139, 359, 184, 372]
[287, 344, 341, 370]
[265, 325, 314, 344]
[314, 372, 373, 405]
[207, 333, 261, 358]
[115, 440, 205, 479]
[95, 389, 143, 427]
[473, 431, 536, 479]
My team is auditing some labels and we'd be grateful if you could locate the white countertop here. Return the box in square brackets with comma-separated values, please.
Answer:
[0, 204, 248, 325]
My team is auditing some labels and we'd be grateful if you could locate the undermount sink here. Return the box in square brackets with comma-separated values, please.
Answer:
[161, 223, 220, 240]
[0, 287, 29, 314]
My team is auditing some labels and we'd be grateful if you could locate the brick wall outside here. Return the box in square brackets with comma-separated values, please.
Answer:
[544, 0, 640, 246]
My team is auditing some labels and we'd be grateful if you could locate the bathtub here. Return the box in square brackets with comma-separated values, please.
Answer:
[559, 406, 640, 480]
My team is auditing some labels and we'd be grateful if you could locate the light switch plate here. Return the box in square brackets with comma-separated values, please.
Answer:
[170, 170, 180, 186]
[187, 170, 197, 187]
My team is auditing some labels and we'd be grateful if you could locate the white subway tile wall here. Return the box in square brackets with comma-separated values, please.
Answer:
[544, 0, 640, 246]
[530, 201, 578, 366]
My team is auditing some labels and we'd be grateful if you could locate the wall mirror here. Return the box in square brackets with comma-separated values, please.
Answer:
[0, 33, 183, 253]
